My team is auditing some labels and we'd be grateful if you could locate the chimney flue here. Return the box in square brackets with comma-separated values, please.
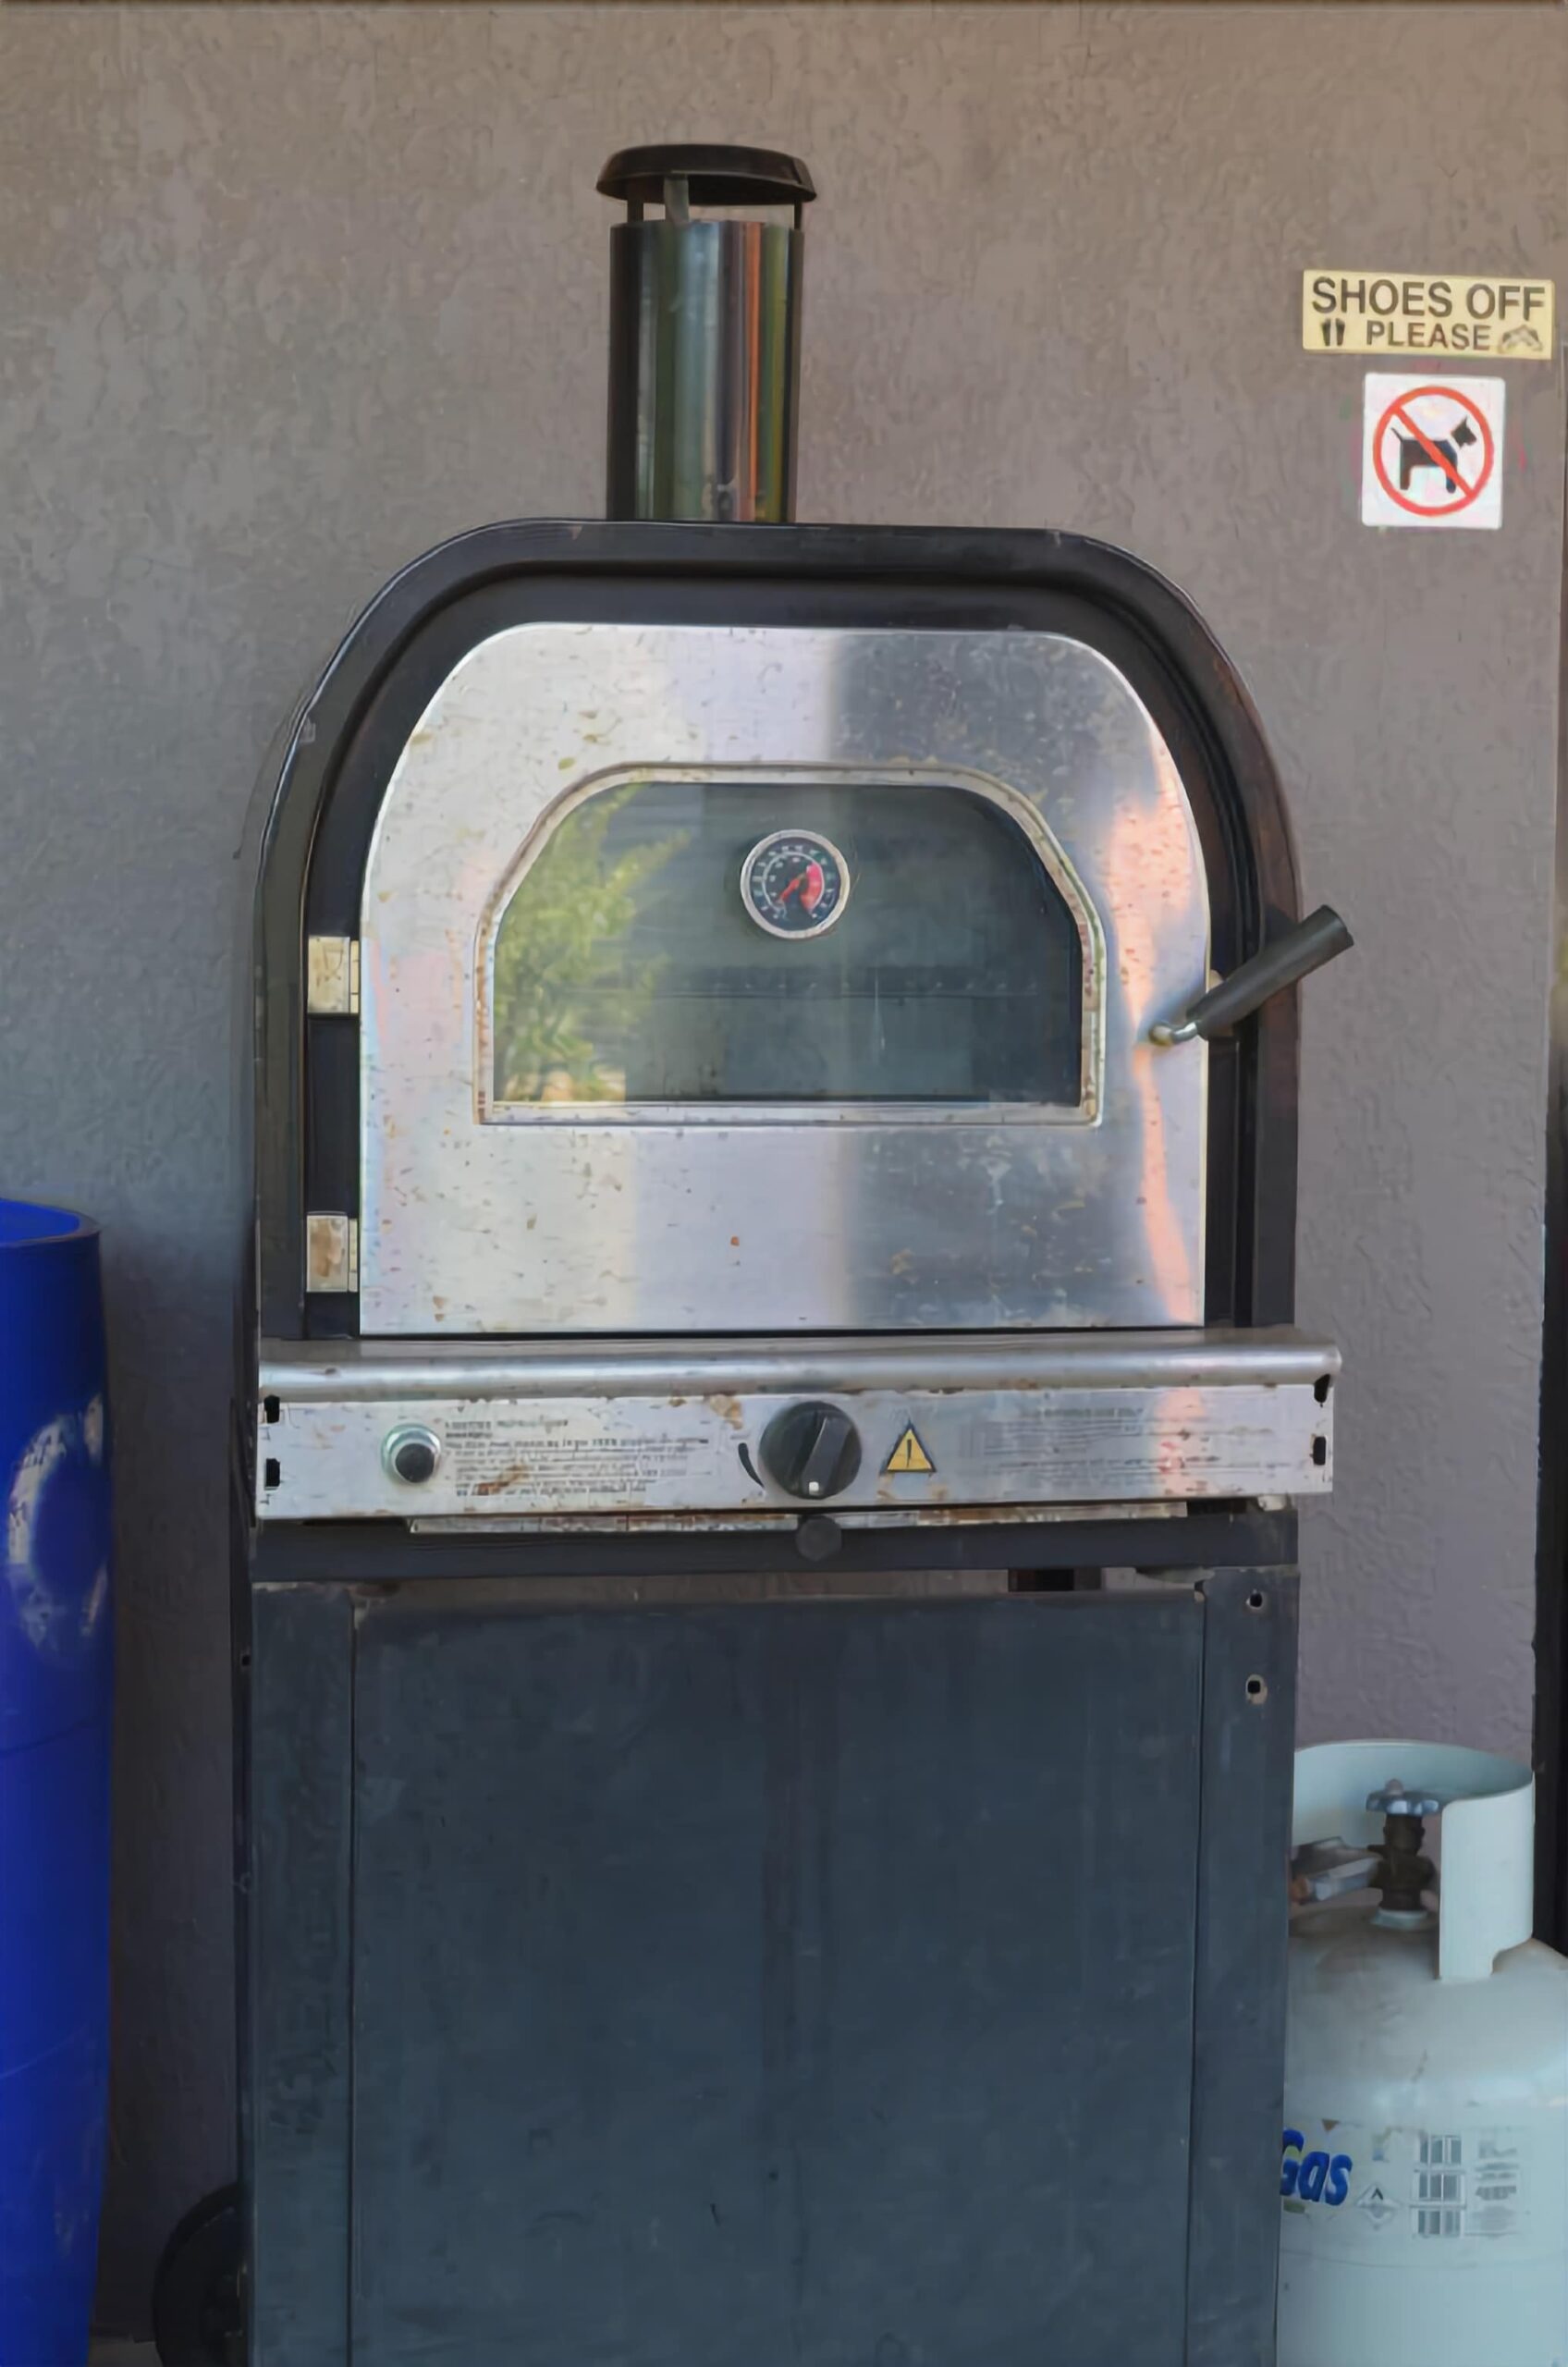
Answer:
[599, 144, 814, 524]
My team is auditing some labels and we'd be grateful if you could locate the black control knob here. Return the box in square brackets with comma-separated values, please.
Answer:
[383, 1425, 441, 1486]
[759, 1401, 862, 1501]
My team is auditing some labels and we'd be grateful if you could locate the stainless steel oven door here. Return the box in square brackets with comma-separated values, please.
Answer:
[359, 625, 1210, 1334]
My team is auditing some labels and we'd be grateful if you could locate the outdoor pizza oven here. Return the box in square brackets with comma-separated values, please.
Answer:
[234, 147, 1351, 2367]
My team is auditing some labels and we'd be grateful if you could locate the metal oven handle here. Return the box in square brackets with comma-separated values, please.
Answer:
[1151, 905, 1353, 1045]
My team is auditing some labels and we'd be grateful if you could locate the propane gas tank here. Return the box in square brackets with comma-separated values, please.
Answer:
[1280, 1742, 1568, 2367]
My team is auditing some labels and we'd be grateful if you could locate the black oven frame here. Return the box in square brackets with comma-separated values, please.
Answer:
[243, 523, 1305, 1362]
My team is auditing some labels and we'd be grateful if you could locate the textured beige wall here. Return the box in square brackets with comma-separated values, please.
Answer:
[0, 4, 1563, 2329]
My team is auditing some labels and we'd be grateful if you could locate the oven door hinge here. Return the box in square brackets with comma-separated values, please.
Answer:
[305, 1212, 359, 1294]
[306, 935, 360, 1015]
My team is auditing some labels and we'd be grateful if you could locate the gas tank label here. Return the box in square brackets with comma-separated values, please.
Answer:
[1280, 2130, 1353, 2208]
[1280, 2118, 1547, 2258]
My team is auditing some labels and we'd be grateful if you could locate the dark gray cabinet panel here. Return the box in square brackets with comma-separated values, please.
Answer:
[345, 1595, 1206, 2367]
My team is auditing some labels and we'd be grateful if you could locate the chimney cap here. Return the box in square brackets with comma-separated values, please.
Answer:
[597, 144, 815, 212]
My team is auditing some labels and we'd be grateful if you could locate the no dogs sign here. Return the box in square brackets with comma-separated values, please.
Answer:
[1360, 374, 1505, 531]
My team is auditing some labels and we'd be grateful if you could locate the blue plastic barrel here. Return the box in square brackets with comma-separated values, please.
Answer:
[0, 1201, 113, 2367]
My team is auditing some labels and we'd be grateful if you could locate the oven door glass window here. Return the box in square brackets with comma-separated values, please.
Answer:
[484, 779, 1088, 1110]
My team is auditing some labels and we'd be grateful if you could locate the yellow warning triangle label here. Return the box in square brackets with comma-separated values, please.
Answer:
[884, 1426, 936, 1476]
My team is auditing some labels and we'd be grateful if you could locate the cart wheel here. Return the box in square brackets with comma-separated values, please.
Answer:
[152, 2184, 243, 2365]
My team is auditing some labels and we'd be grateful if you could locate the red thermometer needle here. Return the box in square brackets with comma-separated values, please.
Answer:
[778, 860, 826, 913]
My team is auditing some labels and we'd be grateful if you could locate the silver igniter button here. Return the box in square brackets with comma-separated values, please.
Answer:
[382, 1425, 442, 1486]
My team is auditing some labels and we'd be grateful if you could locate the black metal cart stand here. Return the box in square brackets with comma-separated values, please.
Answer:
[243, 1555, 1297, 2367]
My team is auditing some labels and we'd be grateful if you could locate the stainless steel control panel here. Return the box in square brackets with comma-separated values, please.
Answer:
[257, 1331, 1336, 1524]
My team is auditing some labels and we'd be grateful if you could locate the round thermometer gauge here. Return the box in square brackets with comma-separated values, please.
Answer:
[741, 830, 851, 940]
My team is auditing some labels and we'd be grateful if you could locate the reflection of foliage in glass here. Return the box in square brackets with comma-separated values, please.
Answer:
[491, 789, 680, 1102]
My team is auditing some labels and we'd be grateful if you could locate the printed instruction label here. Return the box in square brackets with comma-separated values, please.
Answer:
[441, 1411, 720, 1507]
[1305, 269, 1553, 359]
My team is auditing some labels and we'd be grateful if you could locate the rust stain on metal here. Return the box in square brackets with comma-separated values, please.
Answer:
[473, 1462, 533, 1496]
[705, 1393, 743, 1429]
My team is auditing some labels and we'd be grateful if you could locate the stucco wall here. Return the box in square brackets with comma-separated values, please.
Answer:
[1, 4, 1562, 2329]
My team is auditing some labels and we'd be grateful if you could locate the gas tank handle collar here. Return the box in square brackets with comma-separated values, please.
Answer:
[1292, 1740, 1535, 1982]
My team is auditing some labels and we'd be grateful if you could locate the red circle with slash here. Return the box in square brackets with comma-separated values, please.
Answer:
[1372, 385, 1495, 518]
